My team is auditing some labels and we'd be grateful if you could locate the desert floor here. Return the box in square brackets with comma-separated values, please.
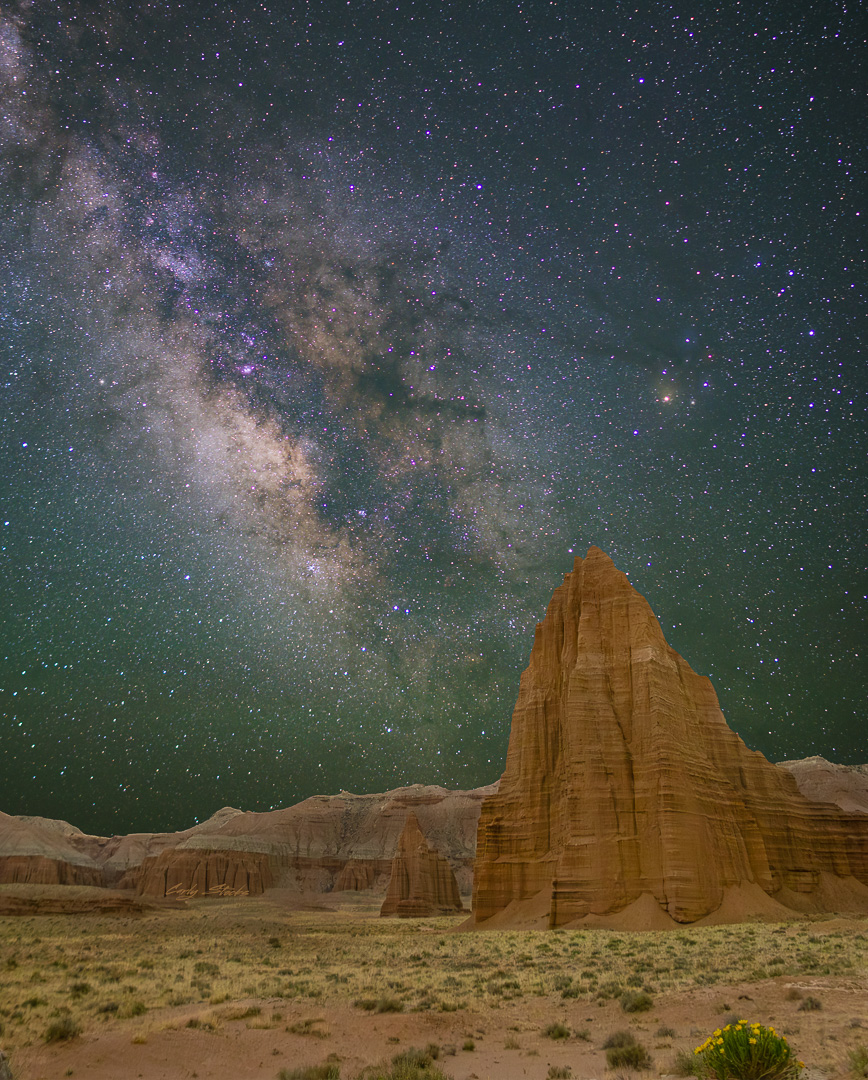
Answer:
[1, 887, 867, 1080]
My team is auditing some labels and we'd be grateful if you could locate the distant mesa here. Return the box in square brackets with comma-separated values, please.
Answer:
[469, 546, 868, 930]
[380, 812, 465, 917]
[0, 786, 493, 907]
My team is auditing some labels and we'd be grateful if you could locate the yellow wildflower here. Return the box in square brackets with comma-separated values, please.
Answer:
[750, 1038, 757, 1045]
[713, 1029, 722, 1037]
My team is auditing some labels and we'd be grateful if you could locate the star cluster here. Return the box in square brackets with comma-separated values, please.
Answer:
[0, 0, 864, 834]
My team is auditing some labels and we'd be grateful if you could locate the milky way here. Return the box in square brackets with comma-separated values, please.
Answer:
[1, 1, 864, 834]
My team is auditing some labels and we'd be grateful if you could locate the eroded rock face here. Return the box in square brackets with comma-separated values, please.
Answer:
[1, 785, 495, 901]
[132, 848, 274, 898]
[472, 547, 868, 928]
[0, 813, 104, 887]
[380, 813, 464, 917]
[334, 858, 391, 892]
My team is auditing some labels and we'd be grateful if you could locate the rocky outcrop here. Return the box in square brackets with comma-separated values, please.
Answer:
[380, 813, 464, 917]
[125, 785, 492, 898]
[0, 812, 104, 887]
[334, 858, 392, 892]
[133, 847, 274, 898]
[778, 757, 868, 815]
[2, 786, 494, 901]
[471, 547, 868, 929]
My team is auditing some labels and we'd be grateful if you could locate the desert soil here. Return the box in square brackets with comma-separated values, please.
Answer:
[1, 889, 867, 1080]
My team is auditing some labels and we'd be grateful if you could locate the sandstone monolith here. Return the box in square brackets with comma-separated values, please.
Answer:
[471, 547, 868, 928]
[380, 812, 464, 917]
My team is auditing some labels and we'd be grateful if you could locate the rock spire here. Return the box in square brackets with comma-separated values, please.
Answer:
[380, 812, 464, 917]
[471, 547, 868, 928]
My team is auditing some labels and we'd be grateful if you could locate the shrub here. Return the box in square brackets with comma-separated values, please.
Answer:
[620, 989, 654, 1013]
[543, 1022, 570, 1040]
[672, 1048, 700, 1077]
[287, 1018, 328, 1037]
[658, 1025, 677, 1038]
[797, 997, 821, 1012]
[694, 1021, 802, 1080]
[45, 1016, 82, 1042]
[389, 1047, 441, 1070]
[548, 1068, 572, 1079]
[849, 1046, 868, 1078]
[118, 999, 147, 1018]
[278, 1066, 340, 1080]
[606, 1042, 653, 1070]
[354, 1050, 451, 1080]
[603, 1030, 637, 1050]
[375, 996, 404, 1014]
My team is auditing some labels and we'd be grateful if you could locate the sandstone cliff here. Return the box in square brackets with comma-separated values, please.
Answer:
[133, 847, 274, 897]
[0, 812, 104, 887]
[2, 786, 494, 900]
[471, 547, 868, 929]
[380, 812, 464, 917]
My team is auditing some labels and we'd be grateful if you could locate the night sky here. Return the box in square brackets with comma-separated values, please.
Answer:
[1, 1, 864, 836]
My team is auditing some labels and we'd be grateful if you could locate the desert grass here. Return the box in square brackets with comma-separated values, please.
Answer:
[1, 897, 868, 1056]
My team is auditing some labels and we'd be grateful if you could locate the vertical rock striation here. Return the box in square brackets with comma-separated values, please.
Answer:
[380, 812, 464, 917]
[472, 546, 868, 928]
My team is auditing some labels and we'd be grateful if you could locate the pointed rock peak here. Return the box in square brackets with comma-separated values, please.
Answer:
[397, 812, 427, 852]
[472, 552, 868, 929]
[381, 811, 464, 917]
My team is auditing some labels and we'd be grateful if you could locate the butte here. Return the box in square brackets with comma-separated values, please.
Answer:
[470, 546, 868, 929]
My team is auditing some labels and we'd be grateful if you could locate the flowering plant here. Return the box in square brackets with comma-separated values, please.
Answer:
[694, 1020, 803, 1080]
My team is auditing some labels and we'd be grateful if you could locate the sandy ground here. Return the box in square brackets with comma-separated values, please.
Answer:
[9, 978, 868, 1080]
[2, 894, 867, 1080]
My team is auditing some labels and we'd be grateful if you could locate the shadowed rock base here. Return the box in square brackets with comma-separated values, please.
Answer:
[470, 547, 868, 929]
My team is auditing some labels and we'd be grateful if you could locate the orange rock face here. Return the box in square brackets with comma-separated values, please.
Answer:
[472, 547, 868, 928]
[133, 848, 273, 898]
[380, 813, 464, 917]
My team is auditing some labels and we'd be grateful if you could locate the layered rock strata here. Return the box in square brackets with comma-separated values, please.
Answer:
[2, 786, 494, 900]
[380, 813, 464, 917]
[472, 546, 868, 928]
[0, 813, 103, 887]
[133, 848, 273, 897]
